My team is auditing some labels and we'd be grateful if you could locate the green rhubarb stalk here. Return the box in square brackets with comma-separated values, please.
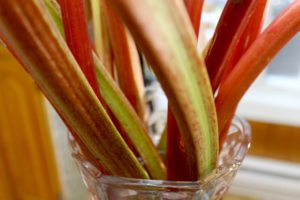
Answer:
[99, 13, 115, 77]
[166, 0, 208, 180]
[0, 0, 149, 178]
[108, 0, 218, 180]
[45, 0, 64, 36]
[91, 0, 114, 77]
[216, 1, 300, 134]
[103, 1, 147, 122]
[93, 54, 166, 179]
[166, 0, 204, 180]
[157, 127, 167, 154]
[90, 0, 102, 55]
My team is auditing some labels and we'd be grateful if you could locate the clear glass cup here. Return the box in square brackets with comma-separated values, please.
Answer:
[69, 117, 251, 200]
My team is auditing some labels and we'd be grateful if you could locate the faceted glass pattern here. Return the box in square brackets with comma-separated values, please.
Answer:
[69, 117, 251, 200]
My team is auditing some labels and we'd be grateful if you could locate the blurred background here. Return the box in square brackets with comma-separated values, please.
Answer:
[1, 0, 300, 199]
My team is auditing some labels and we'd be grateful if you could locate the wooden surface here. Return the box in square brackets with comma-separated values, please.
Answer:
[248, 120, 300, 163]
[0, 48, 62, 200]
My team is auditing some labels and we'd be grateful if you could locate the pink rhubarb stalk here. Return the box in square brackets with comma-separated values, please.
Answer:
[216, 1, 300, 136]
[216, 0, 268, 146]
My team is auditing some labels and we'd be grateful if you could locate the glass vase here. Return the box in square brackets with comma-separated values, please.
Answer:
[69, 117, 251, 200]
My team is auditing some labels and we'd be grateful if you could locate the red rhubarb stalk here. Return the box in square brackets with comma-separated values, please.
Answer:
[184, 0, 204, 37]
[166, 109, 189, 181]
[104, 1, 147, 121]
[216, 1, 300, 136]
[58, 0, 100, 97]
[220, 0, 268, 84]
[217, 0, 268, 146]
[205, 0, 267, 92]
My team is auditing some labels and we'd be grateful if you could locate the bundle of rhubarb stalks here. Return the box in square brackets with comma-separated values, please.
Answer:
[1, 0, 300, 181]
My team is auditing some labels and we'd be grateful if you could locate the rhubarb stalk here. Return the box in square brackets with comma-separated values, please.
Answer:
[166, 109, 189, 180]
[108, 0, 218, 180]
[184, 0, 204, 37]
[216, 1, 300, 135]
[58, 0, 100, 97]
[0, 0, 149, 178]
[94, 54, 166, 179]
[90, 0, 115, 76]
[205, 0, 267, 92]
[103, 1, 147, 121]
[42, 1, 165, 178]
[219, 0, 268, 84]
[167, 0, 204, 180]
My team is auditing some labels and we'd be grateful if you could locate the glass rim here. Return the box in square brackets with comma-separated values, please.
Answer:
[72, 117, 251, 190]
